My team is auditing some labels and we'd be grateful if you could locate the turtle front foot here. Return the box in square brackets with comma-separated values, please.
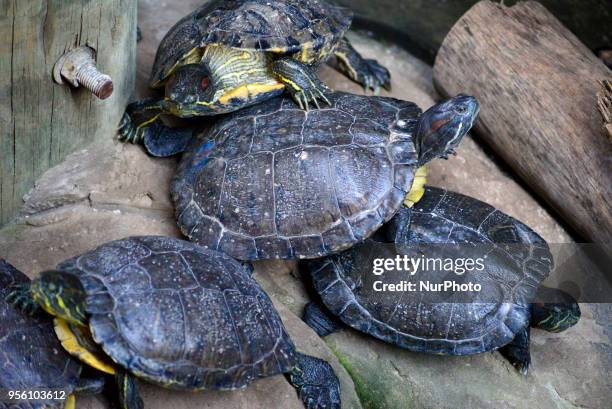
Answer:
[273, 58, 332, 110]
[118, 98, 164, 144]
[499, 327, 531, 375]
[118, 112, 143, 144]
[6, 284, 40, 315]
[334, 38, 391, 93]
[351, 58, 391, 94]
[290, 352, 341, 409]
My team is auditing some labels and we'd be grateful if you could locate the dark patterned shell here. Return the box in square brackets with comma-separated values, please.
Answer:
[56, 236, 296, 390]
[172, 93, 421, 260]
[150, 0, 352, 86]
[308, 187, 553, 354]
[0, 260, 81, 409]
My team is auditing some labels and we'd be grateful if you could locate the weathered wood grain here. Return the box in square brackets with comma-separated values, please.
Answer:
[598, 79, 612, 140]
[0, 0, 136, 226]
[433, 0, 612, 243]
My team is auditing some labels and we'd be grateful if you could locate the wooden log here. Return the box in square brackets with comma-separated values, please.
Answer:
[0, 1, 137, 226]
[597, 79, 612, 141]
[433, 0, 612, 244]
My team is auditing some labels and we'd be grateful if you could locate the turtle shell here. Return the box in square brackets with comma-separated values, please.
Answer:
[56, 236, 296, 390]
[172, 93, 421, 260]
[0, 260, 82, 408]
[151, 0, 352, 87]
[307, 187, 553, 355]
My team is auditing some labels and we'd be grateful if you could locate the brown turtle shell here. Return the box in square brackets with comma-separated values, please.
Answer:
[172, 92, 421, 260]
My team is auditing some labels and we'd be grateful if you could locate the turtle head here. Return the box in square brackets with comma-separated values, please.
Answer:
[531, 287, 580, 333]
[415, 94, 479, 166]
[162, 64, 218, 117]
[31, 270, 87, 326]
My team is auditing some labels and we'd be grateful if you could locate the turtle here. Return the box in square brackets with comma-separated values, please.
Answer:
[160, 92, 479, 260]
[301, 186, 581, 374]
[0, 259, 106, 409]
[7, 236, 341, 409]
[118, 0, 391, 146]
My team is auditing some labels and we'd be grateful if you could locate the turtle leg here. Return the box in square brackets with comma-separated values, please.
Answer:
[303, 302, 344, 337]
[75, 376, 106, 395]
[498, 327, 531, 375]
[118, 101, 194, 157]
[119, 97, 193, 157]
[118, 98, 163, 143]
[5, 283, 41, 315]
[272, 58, 331, 110]
[333, 37, 391, 93]
[289, 352, 341, 409]
[116, 369, 144, 409]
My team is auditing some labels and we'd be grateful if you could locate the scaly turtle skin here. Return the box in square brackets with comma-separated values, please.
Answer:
[302, 187, 581, 375]
[118, 0, 392, 146]
[169, 93, 478, 260]
[0, 260, 104, 409]
[8, 237, 341, 409]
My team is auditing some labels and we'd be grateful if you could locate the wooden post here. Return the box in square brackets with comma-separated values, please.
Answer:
[0, 1, 137, 226]
[433, 1, 612, 243]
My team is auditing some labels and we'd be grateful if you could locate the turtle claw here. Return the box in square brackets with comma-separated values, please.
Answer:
[515, 361, 530, 376]
[291, 85, 331, 111]
[293, 92, 306, 111]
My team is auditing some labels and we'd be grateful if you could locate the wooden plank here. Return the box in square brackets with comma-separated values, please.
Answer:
[433, 0, 612, 243]
[0, 0, 136, 226]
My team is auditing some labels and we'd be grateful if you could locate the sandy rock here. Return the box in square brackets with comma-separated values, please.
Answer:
[0, 136, 358, 409]
[256, 253, 612, 409]
[325, 304, 611, 409]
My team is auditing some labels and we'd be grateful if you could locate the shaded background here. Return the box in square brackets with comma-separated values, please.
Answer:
[335, 0, 612, 63]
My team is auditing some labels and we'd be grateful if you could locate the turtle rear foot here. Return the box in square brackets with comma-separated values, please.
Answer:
[289, 352, 341, 409]
[272, 58, 331, 110]
[499, 327, 531, 375]
[334, 38, 391, 93]
[303, 302, 343, 337]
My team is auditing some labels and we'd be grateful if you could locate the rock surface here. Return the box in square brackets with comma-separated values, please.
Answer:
[0, 1, 608, 409]
[0, 138, 360, 409]
[255, 259, 612, 409]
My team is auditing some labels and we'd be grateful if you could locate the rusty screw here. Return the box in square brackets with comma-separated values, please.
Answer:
[53, 46, 114, 100]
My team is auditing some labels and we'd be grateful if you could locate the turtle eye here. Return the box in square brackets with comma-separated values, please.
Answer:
[200, 76, 210, 91]
[454, 105, 467, 114]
